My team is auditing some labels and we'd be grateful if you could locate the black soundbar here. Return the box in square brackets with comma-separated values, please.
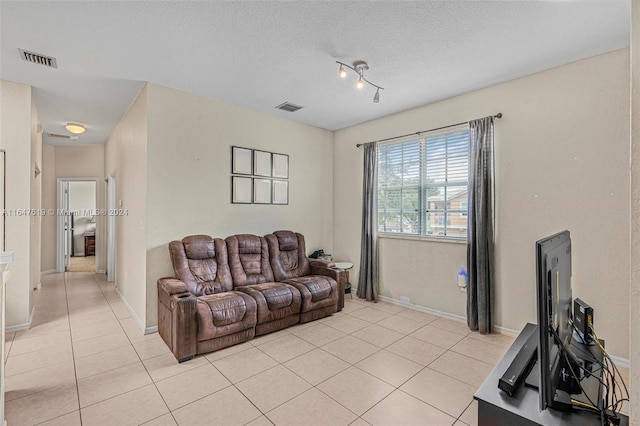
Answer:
[498, 325, 538, 397]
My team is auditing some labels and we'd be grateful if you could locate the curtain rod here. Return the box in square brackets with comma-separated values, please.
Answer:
[355, 113, 502, 147]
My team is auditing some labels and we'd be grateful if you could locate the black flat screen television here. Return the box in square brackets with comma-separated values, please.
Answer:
[536, 230, 574, 411]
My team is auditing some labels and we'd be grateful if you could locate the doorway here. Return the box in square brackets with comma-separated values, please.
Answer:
[56, 178, 98, 273]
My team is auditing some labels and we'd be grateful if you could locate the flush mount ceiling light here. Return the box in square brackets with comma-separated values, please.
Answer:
[65, 122, 86, 134]
[336, 60, 384, 103]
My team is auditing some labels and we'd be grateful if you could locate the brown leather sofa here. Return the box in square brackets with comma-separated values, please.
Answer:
[157, 231, 346, 362]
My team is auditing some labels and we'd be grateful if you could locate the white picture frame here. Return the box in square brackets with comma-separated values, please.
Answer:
[272, 153, 289, 179]
[231, 176, 252, 204]
[253, 150, 272, 177]
[272, 180, 288, 205]
[253, 178, 272, 204]
[232, 146, 253, 175]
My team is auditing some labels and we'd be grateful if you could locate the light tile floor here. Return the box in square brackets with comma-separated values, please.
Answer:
[3, 273, 628, 425]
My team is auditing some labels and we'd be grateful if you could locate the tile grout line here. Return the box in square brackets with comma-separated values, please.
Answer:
[66, 272, 84, 426]
[189, 354, 269, 425]
[25, 275, 79, 426]
[202, 304, 472, 425]
[92, 273, 180, 426]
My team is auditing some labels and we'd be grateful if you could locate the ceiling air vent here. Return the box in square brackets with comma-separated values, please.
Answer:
[275, 102, 303, 113]
[19, 49, 57, 68]
[46, 132, 78, 140]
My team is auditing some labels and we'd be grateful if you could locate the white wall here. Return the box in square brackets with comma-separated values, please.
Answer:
[334, 49, 630, 359]
[40, 144, 56, 272]
[144, 83, 334, 328]
[629, 1, 639, 422]
[105, 84, 148, 328]
[68, 181, 96, 256]
[0, 80, 35, 328]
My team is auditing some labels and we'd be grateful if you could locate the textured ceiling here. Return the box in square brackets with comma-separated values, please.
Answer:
[0, 1, 630, 146]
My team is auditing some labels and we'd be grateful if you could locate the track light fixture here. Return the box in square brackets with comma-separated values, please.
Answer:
[336, 60, 384, 103]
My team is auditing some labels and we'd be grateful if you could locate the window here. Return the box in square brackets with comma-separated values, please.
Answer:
[378, 126, 469, 239]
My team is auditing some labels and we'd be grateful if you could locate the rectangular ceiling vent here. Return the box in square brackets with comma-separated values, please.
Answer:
[19, 49, 57, 68]
[46, 132, 77, 140]
[275, 102, 303, 112]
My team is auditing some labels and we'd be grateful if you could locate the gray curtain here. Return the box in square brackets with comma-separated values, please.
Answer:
[357, 141, 379, 302]
[467, 116, 495, 334]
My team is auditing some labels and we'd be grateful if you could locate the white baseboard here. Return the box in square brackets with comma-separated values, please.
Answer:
[6, 323, 30, 333]
[6, 307, 35, 333]
[40, 269, 57, 276]
[377, 295, 630, 367]
[96, 269, 106, 274]
[493, 324, 520, 337]
[114, 287, 158, 335]
[378, 295, 468, 325]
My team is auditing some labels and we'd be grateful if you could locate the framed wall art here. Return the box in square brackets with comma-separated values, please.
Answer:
[253, 178, 272, 204]
[231, 146, 289, 205]
[253, 150, 272, 177]
[231, 176, 252, 204]
[232, 146, 253, 175]
[272, 153, 289, 179]
[272, 180, 289, 205]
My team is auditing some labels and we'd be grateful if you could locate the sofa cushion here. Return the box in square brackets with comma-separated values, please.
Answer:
[275, 232, 299, 251]
[235, 282, 302, 324]
[169, 235, 233, 296]
[265, 231, 311, 281]
[284, 276, 332, 302]
[207, 293, 249, 327]
[183, 235, 216, 260]
[254, 282, 294, 310]
[226, 234, 275, 285]
[196, 292, 257, 341]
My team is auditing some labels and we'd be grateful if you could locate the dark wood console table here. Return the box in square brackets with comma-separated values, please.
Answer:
[474, 323, 628, 426]
[84, 232, 95, 256]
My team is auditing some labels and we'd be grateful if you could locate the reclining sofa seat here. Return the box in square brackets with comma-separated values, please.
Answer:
[158, 235, 257, 362]
[266, 230, 339, 323]
[226, 234, 302, 335]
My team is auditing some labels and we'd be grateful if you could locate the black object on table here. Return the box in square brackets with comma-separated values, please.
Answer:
[474, 323, 628, 426]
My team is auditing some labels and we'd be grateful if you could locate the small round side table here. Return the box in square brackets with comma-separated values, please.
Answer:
[333, 262, 354, 298]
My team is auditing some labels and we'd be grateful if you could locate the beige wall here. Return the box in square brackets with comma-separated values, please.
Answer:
[144, 83, 334, 327]
[29, 98, 42, 290]
[0, 80, 34, 328]
[52, 145, 106, 271]
[334, 49, 630, 358]
[630, 1, 639, 422]
[105, 84, 148, 328]
[41, 144, 56, 272]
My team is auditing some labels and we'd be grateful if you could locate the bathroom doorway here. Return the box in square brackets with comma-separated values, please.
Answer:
[57, 179, 98, 272]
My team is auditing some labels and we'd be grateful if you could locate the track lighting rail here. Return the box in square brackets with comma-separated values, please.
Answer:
[336, 60, 384, 102]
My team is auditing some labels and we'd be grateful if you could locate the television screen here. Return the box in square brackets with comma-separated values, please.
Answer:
[536, 230, 573, 411]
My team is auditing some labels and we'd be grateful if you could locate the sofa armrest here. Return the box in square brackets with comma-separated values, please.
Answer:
[309, 263, 347, 312]
[157, 278, 197, 362]
[309, 258, 335, 269]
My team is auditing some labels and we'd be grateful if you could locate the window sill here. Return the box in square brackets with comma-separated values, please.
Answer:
[378, 233, 467, 245]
